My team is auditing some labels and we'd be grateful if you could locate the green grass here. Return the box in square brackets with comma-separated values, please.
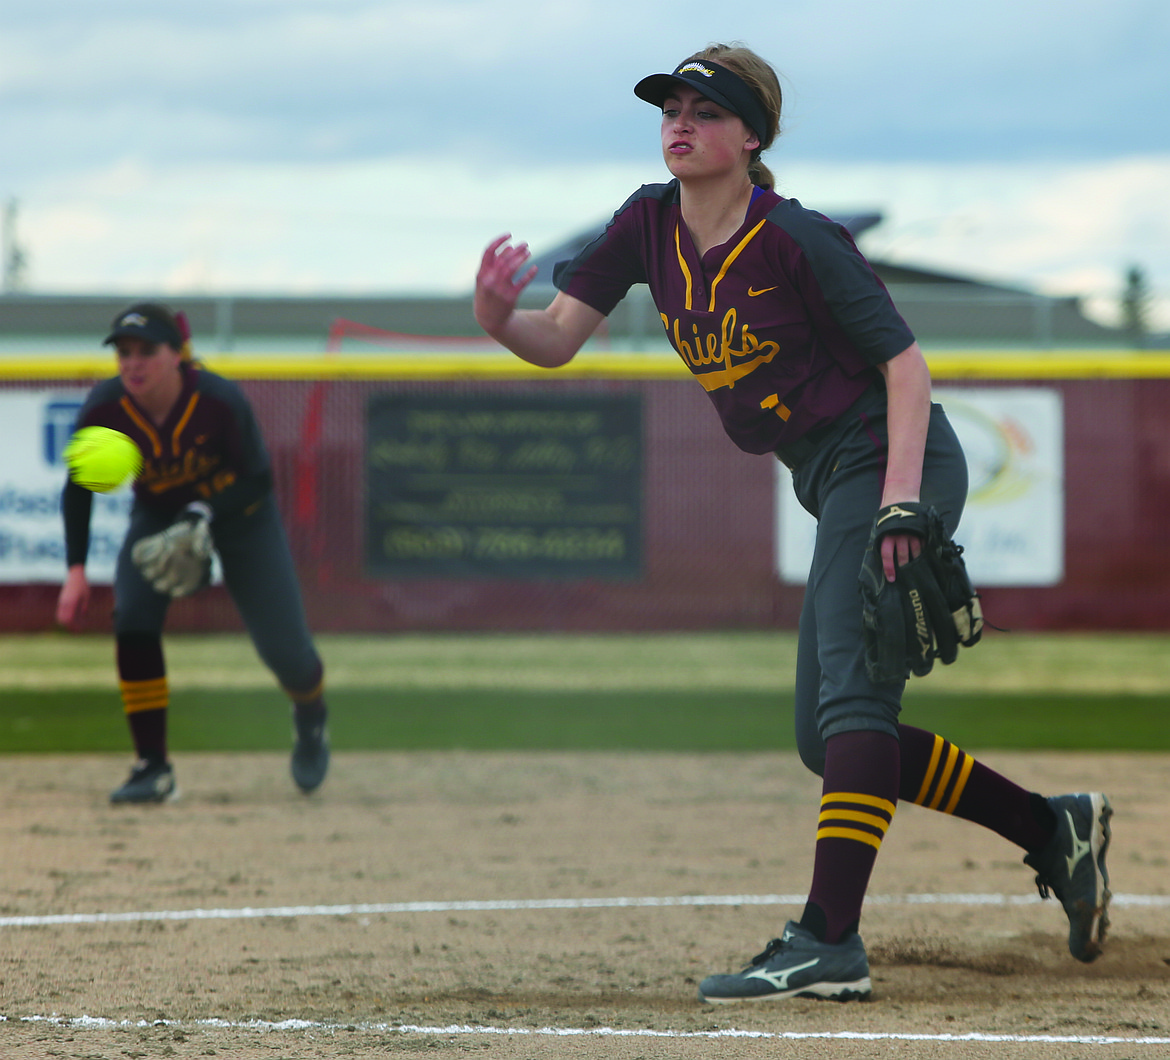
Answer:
[2, 687, 1166, 754]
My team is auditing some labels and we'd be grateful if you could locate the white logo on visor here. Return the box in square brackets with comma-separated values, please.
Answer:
[120, 313, 148, 327]
[676, 62, 714, 77]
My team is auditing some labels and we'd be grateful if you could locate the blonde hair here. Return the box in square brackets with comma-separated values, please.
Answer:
[683, 43, 782, 190]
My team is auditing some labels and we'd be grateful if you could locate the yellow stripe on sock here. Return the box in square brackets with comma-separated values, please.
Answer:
[120, 678, 169, 714]
[815, 826, 884, 850]
[927, 743, 962, 810]
[942, 752, 976, 815]
[819, 808, 893, 834]
[822, 792, 897, 817]
[914, 734, 946, 806]
[284, 679, 325, 704]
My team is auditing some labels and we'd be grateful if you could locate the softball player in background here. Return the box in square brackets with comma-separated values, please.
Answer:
[56, 303, 330, 803]
[475, 43, 1112, 1002]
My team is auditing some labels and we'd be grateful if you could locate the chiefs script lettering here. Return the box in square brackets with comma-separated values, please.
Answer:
[661, 307, 782, 392]
[140, 449, 233, 496]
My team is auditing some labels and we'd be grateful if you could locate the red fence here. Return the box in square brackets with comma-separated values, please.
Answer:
[6, 354, 1170, 633]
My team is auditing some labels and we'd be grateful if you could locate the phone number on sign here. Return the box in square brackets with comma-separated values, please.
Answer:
[382, 526, 628, 562]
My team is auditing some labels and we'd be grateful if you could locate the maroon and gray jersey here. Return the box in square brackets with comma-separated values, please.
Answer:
[63, 363, 272, 565]
[554, 181, 915, 454]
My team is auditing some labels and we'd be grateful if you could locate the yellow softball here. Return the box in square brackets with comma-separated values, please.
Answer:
[64, 426, 143, 493]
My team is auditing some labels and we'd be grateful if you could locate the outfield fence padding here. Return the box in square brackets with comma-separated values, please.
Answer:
[4, 352, 1170, 633]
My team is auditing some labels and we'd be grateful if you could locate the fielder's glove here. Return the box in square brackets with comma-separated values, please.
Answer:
[859, 502, 984, 684]
[131, 502, 215, 598]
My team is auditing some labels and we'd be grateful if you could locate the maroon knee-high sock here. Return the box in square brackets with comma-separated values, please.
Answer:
[898, 724, 1054, 851]
[285, 661, 326, 725]
[801, 729, 900, 944]
[116, 633, 168, 764]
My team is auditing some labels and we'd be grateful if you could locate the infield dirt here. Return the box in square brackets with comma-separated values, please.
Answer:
[1, 749, 1167, 1058]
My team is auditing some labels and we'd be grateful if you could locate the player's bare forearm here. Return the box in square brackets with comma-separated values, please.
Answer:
[475, 236, 603, 368]
[485, 304, 600, 368]
[876, 343, 933, 578]
[56, 564, 90, 628]
[877, 342, 931, 506]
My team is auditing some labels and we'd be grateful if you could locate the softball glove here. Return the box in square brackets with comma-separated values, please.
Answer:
[859, 502, 983, 684]
[131, 504, 214, 598]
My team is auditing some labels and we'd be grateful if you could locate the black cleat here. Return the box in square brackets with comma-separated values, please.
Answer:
[699, 921, 872, 1003]
[291, 709, 329, 793]
[1023, 792, 1112, 962]
[109, 759, 177, 804]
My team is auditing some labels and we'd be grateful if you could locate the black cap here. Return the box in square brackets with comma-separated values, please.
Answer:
[103, 303, 183, 348]
[634, 59, 768, 142]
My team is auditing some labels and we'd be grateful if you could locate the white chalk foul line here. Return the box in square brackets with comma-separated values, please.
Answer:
[0, 891, 1166, 929]
[4, 1015, 1170, 1046]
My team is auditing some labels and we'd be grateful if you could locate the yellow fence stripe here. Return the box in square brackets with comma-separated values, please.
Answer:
[5, 350, 1170, 382]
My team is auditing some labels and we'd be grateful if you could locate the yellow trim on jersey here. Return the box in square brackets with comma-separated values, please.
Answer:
[171, 392, 201, 457]
[120, 396, 162, 457]
[673, 224, 694, 312]
[706, 220, 767, 312]
[760, 393, 793, 420]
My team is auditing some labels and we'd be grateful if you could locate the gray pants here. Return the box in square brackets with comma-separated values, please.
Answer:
[114, 495, 322, 694]
[789, 390, 969, 776]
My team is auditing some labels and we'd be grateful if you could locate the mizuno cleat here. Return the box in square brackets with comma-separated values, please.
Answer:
[1023, 792, 1113, 962]
[698, 921, 872, 1003]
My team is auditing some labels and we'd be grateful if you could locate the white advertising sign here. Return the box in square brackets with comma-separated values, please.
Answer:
[776, 387, 1064, 586]
[0, 390, 131, 584]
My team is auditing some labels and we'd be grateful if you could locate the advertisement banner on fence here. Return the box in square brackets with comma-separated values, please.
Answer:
[0, 390, 131, 584]
[365, 392, 643, 579]
[776, 386, 1064, 586]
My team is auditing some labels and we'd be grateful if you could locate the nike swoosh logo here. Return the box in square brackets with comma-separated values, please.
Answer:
[748, 286, 778, 297]
[1064, 808, 1092, 878]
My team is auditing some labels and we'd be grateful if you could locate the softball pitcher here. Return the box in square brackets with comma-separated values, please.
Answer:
[57, 303, 329, 803]
[475, 43, 1112, 1002]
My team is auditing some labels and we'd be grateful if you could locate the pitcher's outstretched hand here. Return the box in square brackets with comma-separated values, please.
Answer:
[474, 234, 538, 336]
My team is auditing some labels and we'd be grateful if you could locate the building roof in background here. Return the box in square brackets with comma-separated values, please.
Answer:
[524, 211, 885, 290]
[0, 209, 1143, 350]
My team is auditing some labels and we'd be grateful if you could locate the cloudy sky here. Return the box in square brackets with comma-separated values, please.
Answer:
[4, 0, 1169, 330]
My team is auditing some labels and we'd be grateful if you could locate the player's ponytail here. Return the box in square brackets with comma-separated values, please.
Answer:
[175, 310, 196, 363]
[748, 157, 776, 192]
